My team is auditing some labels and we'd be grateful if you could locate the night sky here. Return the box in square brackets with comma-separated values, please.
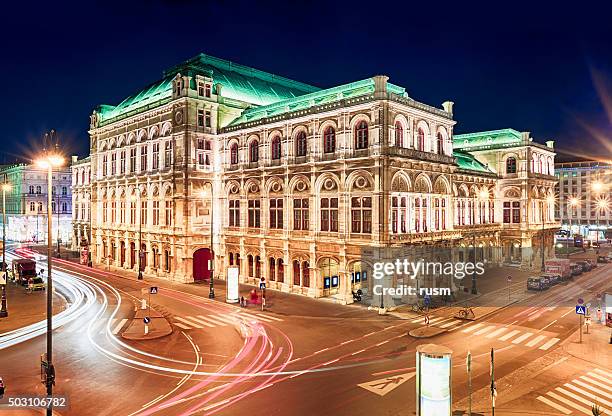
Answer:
[2, 0, 611, 163]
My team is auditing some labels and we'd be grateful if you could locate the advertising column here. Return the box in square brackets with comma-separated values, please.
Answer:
[416, 344, 453, 416]
[226, 266, 239, 303]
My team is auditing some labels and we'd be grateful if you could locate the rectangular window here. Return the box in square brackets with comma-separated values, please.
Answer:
[205, 84, 211, 97]
[512, 201, 520, 223]
[197, 139, 205, 150]
[198, 82, 205, 96]
[152, 201, 159, 226]
[130, 148, 136, 173]
[293, 199, 309, 230]
[321, 197, 338, 232]
[140, 146, 148, 171]
[120, 201, 126, 223]
[351, 196, 372, 234]
[152, 143, 159, 170]
[111, 201, 116, 223]
[141, 200, 147, 226]
[198, 152, 206, 166]
[205, 111, 211, 128]
[103, 201, 108, 223]
[165, 200, 172, 226]
[229, 200, 240, 227]
[197, 109, 204, 127]
[165, 141, 172, 167]
[130, 201, 136, 225]
[269, 199, 283, 229]
[111, 153, 116, 175]
[248, 200, 261, 228]
[503, 202, 510, 223]
[120, 151, 126, 174]
[102, 155, 108, 177]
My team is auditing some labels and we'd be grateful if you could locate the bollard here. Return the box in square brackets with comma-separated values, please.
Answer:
[144, 324, 149, 335]
[141, 298, 146, 310]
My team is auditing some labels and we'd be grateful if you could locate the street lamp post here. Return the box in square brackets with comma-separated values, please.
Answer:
[36, 148, 63, 416]
[568, 197, 579, 259]
[200, 185, 215, 299]
[592, 182, 603, 253]
[0, 181, 11, 318]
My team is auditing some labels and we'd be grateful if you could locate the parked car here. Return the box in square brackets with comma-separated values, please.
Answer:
[541, 273, 561, 285]
[570, 263, 583, 276]
[577, 260, 591, 272]
[586, 259, 597, 268]
[528, 276, 550, 291]
[28, 277, 45, 292]
[598, 256, 610, 263]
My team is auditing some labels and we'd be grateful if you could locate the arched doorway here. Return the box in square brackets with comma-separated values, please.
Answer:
[193, 248, 213, 282]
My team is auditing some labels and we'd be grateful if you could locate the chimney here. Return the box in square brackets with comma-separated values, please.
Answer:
[442, 101, 454, 115]
[216, 83, 223, 96]
[521, 132, 531, 143]
[373, 75, 389, 98]
[546, 140, 554, 149]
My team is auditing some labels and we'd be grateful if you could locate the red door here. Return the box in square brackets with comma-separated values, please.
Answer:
[193, 248, 212, 282]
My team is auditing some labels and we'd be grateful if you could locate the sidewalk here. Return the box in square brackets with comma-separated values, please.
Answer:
[562, 318, 612, 368]
[0, 282, 66, 333]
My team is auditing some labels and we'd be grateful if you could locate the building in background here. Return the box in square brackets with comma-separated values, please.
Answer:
[70, 155, 92, 255]
[555, 160, 611, 242]
[0, 163, 72, 244]
[86, 53, 559, 303]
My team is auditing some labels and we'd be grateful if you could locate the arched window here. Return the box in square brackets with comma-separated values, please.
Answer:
[323, 127, 336, 153]
[271, 136, 281, 160]
[302, 261, 310, 287]
[506, 157, 517, 174]
[395, 122, 403, 147]
[355, 121, 368, 149]
[295, 132, 307, 157]
[230, 143, 238, 165]
[249, 140, 259, 163]
[437, 132, 444, 155]
[417, 128, 425, 151]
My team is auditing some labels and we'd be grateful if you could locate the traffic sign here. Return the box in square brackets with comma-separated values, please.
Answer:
[577, 298, 584, 305]
[575, 305, 587, 315]
[149, 286, 158, 295]
[585, 316, 592, 325]
[507, 276, 512, 282]
[143, 317, 151, 324]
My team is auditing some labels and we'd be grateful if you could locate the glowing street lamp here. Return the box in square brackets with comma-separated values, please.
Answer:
[595, 198, 609, 253]
[35, 140, 64, 416]
[566, 197, 580, 258]
[0, 182, 11, 318]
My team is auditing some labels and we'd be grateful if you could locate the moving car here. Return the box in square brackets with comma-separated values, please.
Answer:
[527, 276, 550, 291]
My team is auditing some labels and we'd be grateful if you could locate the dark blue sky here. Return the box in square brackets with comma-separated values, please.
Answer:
[2, 0, 611, 163]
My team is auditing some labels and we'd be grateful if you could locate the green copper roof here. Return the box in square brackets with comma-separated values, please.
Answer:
[96, 53, 319, 125]
[227, 78, 407, 127]
[453, 150, 495, 173]
[453, 128, 524, 150]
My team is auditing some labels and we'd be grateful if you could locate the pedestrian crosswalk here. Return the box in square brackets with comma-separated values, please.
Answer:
[412, 315, 562, 350]
[172, 311, 283, 330]
[537, 368, 612, 415]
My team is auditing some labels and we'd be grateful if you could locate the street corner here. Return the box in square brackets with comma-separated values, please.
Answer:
[408, 326, 447, 338]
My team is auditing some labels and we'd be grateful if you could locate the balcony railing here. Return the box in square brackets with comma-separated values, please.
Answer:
[385, 147, 456, 164]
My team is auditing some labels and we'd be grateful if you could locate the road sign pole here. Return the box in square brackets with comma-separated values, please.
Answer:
[579, 314, 583, 344]
[467, 350, 472, 416]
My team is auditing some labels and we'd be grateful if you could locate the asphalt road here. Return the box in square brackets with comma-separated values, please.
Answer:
[0, 249, 610, 416]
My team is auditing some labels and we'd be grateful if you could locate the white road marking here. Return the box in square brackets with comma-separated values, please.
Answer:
[351, 349, 366, 356]
[525, 334, 547, 347]
[210, 314, 238, 325]
[564, 383, 612, 409]
[540, 319, 557, 331]
[239, 311, 272, 322]
[173, 322, 191, 330]
[375, 340, 389, 347]
[175, 316, 203, 328]
[439, 320, 461, 328]
[112, 318, 128, 334]
[594, 368, 612, 378]
[462, 323, 484, 333]
[256, 313, 283, 322]
[499, 329, 521, 341]
[486, 327, 508, 338]
[572, 379, 612, 401]
[511, 332, 533, 344]
[586, 372, 612, 388]
[474, 326, 495, 336]
[538, 338, 560, 350]
[545, 391, 592, 414]
[196, 315, 227, 326]
[184, 316, 215, 328]
[536, 396, 571, 414]
[323, 358, 340, 366]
